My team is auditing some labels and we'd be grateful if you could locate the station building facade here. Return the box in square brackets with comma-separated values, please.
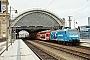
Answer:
[80, 26, 90, 39]
[0, 0, 9, 39]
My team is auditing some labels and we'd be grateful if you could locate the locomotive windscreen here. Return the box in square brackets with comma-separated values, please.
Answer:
[68, 29, 78, 34]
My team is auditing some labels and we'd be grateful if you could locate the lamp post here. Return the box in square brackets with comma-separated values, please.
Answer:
[10, 6, 18, 19]
[9, 6, 18, 45]
[6, 0, 8, 51]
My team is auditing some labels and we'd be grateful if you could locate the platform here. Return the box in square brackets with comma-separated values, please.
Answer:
[0, 39, 40, 60]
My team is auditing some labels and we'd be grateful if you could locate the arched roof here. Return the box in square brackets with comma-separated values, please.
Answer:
[12, 9, 65, 28]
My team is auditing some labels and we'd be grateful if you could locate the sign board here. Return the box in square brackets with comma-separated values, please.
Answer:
[0, 0, 1, 12]
[8, 36, 11, 39]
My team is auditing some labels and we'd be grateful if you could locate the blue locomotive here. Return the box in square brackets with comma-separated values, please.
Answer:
[50, 29, 80, 45]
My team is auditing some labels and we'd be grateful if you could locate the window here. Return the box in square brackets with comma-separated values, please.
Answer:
[65, 31, 66, 34]
[68, 29, 78, 34]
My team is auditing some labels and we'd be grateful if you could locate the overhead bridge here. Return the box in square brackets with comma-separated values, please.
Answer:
[11, 26, 59, 39]
[11, 26, 62, 30]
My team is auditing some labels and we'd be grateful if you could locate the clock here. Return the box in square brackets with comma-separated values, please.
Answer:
[2, 6, 6, 11]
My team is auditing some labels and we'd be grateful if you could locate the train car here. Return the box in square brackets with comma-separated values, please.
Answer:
[37, 32, 40, 39]
[50, 29, 80, 45]
[37, 30, 51, 40]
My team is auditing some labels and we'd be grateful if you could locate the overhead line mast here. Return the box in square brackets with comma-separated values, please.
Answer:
[68, 16, 72, 29]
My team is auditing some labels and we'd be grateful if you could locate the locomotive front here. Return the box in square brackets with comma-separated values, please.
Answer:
[68, 29, 80, 43]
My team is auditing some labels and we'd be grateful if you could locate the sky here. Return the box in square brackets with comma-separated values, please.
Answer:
[8, 0, 90, 28]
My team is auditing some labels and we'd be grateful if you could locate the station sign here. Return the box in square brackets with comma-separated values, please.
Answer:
[0, 0, 2, 12]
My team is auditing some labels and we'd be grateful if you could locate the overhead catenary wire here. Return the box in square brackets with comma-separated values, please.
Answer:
[64, 5, 90, 17]
[42, 0, 47, 8]
[45, 0, 54, 9]
[63, 0, 90, 17]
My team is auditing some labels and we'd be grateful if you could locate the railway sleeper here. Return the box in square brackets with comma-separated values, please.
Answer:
[26, 41, 64, 60]
[29, 40, 90, 60]
[57, 47, 90, 60]
[32, 42, 63, 60]
[67, 51, 90, 60]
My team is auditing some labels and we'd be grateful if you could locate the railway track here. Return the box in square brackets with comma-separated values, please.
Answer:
[24, 40, 63, 60]
[48, 40, 90, 50]
[27, 40, 90, 60]
[71, 45, 90, 50]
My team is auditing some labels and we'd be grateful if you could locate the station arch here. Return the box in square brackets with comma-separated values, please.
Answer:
[12, 9, 65, 29]
[11, 9, 65, 39]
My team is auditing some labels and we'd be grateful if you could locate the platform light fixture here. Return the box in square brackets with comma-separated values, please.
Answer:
[9, 6, 18, 45]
